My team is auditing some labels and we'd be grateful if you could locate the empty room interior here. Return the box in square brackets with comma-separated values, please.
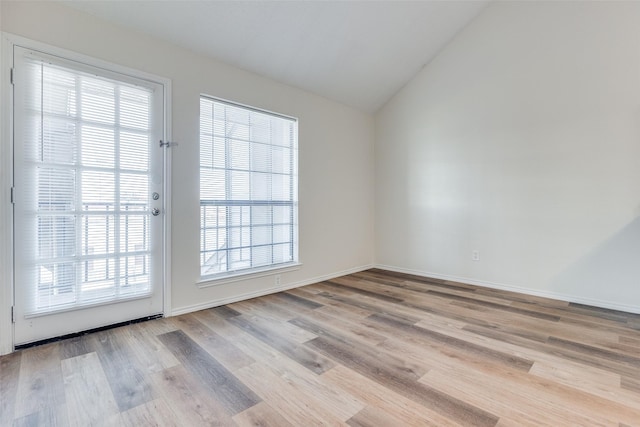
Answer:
[1, 1, 640, 426]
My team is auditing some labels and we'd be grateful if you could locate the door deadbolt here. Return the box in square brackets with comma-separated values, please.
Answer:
[152, 208, 160, 216]
[152, 192, 160, 200]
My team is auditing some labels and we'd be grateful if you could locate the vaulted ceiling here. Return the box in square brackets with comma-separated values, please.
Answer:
[65, 1, 489, 113]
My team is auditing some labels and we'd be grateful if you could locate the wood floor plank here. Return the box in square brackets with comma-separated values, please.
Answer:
[291, 305, 388, 347]
[192, 308, 292, 365]
[294, 318, 499, 427]
[198, 310, 366, 421]
[289, 288, 376, 320]
[118, 399, 181, 427]
[367, 268, 476, 292]
[473, 285, 570, 309]
[374, 327, 629, 425]
[352, 270, 425, 290]
[323, 278, 405, 303]
[120, 322, 180, 374]
[567, 302, 634, 324]
[12, 405, 68, 427]
[233, 401, 296, 427]
[346, 405, 408, 427]
[0, 351, 22, 426]
[369, 312, 534, 371]
[529, 361, 640, 410]
[257, 293, 321, 320]
[424, 359, 640, 427]
[315, 289, 424, 323]
[463, 322, 640, 380]
[58, 336, 95, 361]
[229, 305, 318, 344]
[376, 332, 533, 394]
[621, 376, 640, 394]
[398, 284, 559, 324]
[475, 314, 622, 350]
[133, 316, 179, 336]
[345, 273, 514, 308]
[91, 329, 155, 412]
[274, 291, 324, 310]
[61, 352, 119, 426]
[352, 274, 558, 318]
[14, 343, 65, 419]
[169, 313, 255, 371]
[229, 298, 299, 322]
[3, 268, 639, 427]
[547, 336, 640, 367]
[209, 305, 242, 319]
[337, 279, 469, 330]
[618, 335, 640, 348]
[228, 314, 335, 374]
[290, 315, 428, 376]
[421, 367, 597, 427]
[322, 364, 460, 427]
[401, 285, 559, 325]
[235, 362, 358, 426]
[441, 292, 561, 321]
[149, 365, 236, 426]
[356, 271, 478, 299]
[418, 313, 640, 389]
[157, 329, 261, 415]
[322, 280, 562, 343]
[515, 302, 637, 336]
[313, 302, 381, 326]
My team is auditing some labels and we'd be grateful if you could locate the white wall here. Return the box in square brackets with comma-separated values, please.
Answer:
[0, 1, 374, 351]
[375, 1, 640, 312]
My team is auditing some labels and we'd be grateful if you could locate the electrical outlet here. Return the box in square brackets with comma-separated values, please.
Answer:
[472, 250, 480, 261]
[275, 274, 281, 286]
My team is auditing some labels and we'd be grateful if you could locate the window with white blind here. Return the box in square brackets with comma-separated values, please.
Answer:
[199, 97, 298, 279]
[13, 46, 164, 317]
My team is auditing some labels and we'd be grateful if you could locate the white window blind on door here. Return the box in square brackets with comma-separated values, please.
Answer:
[199, 97, 298, 278]
[15, 51, 156, 315]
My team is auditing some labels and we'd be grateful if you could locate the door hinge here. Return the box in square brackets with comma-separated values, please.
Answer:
[10, 68, 14, 85]
[11, 306, 15, 323]
[10, 187, 15, 204]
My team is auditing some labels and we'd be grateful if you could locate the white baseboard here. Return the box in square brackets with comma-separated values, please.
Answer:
[170, 264, 374, 317]
[375, 264, 640, 315]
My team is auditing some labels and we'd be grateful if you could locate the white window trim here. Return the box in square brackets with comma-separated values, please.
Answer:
[196, 262, 302, 289]
[0, 33, 173, 352]
[1, 34, 15, 355]
[198, 95, 299, 283]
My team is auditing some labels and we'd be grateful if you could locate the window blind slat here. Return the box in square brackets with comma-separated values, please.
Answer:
[199, 97, 298, 277]
[16, 54, 155, 314]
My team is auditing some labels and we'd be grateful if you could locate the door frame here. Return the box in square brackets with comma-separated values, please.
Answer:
[0, 33, 172, 354]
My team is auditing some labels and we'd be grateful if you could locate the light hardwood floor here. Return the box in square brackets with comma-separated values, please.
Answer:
[1, 269, 640, 426]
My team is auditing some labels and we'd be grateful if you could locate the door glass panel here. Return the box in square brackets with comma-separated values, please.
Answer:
[15, 49, 158, 316]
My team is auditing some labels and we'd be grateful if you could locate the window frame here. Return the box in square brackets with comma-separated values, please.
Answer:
[197, 95, 300, 287]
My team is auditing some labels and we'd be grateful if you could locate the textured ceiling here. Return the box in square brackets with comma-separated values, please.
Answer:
[65, 1, 489, 113]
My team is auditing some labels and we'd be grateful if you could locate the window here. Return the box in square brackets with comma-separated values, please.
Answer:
[199, 97, 298, 279]
[13, 47, 164, 315]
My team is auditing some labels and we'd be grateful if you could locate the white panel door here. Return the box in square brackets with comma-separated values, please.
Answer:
[12, 45, 166, 345]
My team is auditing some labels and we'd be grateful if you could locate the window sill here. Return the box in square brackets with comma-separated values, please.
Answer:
[196, 262, 302, 289]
